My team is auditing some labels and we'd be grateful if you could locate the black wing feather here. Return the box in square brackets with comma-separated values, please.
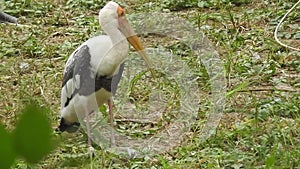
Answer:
[62, 45, 125, 107]
[111, 63, 125, 94]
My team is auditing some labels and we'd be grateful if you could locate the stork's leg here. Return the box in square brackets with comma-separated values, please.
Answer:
[84, 106, 95, 155]
[108, 99, 115, 147]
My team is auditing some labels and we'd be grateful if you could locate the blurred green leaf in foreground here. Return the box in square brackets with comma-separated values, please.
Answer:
[0, 102, 56, 168]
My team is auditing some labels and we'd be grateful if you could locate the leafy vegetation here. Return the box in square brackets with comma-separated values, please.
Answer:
[0, 103, 54, 169]
[0, 0, 299, 168]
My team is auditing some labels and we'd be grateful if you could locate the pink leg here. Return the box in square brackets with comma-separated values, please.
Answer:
[108, 99, 115, 147]
[84, 106, 94, 154]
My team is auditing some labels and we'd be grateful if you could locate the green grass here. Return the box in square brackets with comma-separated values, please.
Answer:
[1, 0, 300, 168]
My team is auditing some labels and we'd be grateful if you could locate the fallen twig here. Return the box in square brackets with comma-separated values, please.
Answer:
[115, 118, 158, 124]
[238, 86, 298, 92]
[0, 11, 17, 23]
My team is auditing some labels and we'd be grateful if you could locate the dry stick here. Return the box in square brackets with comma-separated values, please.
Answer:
[2, 21, 31, 27]
[274, 0, 300, 52]
[238, 87, 298, 92]
[0, 12, 17, 23]
[0, 12, 31, 27]
[115, 118, 158, 124]
[39, 86, 49, 103]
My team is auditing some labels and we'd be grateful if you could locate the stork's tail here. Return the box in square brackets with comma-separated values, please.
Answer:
[56, 117, 80, 133]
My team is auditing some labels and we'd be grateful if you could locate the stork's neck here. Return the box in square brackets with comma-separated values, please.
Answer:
[99, 22, 129, 76]
[103, 21, 127, 45]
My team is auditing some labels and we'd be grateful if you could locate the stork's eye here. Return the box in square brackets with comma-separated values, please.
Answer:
[117, 6, 125, 17]
[119, 11, 125, 16]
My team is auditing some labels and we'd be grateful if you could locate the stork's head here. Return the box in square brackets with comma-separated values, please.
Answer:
[98, 1, 119, 29]
[99, 1, 153, 73]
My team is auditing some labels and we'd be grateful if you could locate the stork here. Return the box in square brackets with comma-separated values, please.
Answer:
[56, 1, 153, 149]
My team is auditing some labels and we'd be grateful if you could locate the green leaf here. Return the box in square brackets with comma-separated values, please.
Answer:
[266, 153, 275, 168]
[294, 33, 300, 39]
[198, 1, 207, 8]
[13, 103, 53, 164]
[0, 124, 16, 169]
[226, 81, 255, 98]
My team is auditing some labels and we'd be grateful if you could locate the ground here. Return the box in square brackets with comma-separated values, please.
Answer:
[0, 0, 299, 168]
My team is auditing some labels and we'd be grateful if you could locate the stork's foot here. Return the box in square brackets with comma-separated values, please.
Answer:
[89, 146, 96, 157]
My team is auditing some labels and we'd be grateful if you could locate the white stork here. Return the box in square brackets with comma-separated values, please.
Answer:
[56, 1, 153, 148]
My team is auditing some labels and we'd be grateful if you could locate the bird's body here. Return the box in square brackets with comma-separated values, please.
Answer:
[57, 1, 153, 144]
[58, 35, 128, 132]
